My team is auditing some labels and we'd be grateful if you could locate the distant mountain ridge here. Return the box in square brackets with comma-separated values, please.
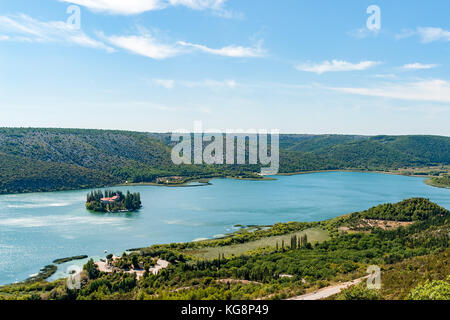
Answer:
[0, 128, 449, 194]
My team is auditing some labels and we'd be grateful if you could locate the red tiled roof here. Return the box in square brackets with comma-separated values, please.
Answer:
[101, 195, 120, 202]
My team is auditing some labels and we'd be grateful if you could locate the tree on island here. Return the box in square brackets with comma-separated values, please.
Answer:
[86, 190, 142, 212]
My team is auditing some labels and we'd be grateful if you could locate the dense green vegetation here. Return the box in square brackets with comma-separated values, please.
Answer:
[0, 153, 116, 194]
[334, 284, 381, 300]
[23, 265, 57, 284]
[1, 198, 448, 300]
[53, 256, 88, 265]
[408, 277, 450, 300]
[352, 198, 449, 222]
[339, 249, 450, 300]
[86, 190, 141, 212]
[428, 175, 450, 188]
[325, 198, 449, 236]
[0, 128, 450, 194]
[279, 135, 450, 173]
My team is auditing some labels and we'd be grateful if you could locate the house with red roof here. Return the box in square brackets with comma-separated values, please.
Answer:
[100, 194, 120, 204]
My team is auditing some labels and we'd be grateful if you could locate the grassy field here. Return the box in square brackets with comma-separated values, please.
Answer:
[185, 227, 330, 260]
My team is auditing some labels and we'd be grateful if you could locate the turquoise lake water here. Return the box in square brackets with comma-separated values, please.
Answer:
[0, 172, 449, 285]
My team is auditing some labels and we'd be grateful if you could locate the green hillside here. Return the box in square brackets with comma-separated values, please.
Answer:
[284, 134, 367, 153]
[1, 128, 450, 194]
[279, 135, 450, 173]
[353, 198, 449, 222]
[0, 128, 172, 170]
[0, 153, 116, 194]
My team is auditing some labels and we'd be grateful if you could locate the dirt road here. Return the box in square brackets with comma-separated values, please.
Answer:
[287, 277, 366, 300]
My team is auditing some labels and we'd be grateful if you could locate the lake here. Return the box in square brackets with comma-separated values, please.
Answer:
[0, 172, 449, 285]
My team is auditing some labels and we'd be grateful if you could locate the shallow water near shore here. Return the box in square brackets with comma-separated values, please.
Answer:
[1, 172, 449, 285]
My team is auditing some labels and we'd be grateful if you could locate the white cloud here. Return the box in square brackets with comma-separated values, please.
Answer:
[101, 28, 263, 59]
[153, 79, 175, 88]
[101, 32, 181, 59]
[168, 0, 225, 10]
[151, 78, 238, 89]
[0, 14, 113, 52]
[182, 79, 237, 88]
[402, 63, 438, 70]
[348, 27, 379, 39]
[396, 27, 450, 43]
[59, 0, 230, 15]
[417, 27, 450, 43]
[330, 79, 450, 103]
[0, 13, 258, 60]
[177, 40, 263, 57]
[169, 0, 239, 18]
[295, 60, 380, 74]
[59, 0, 165, 15]
[374, 74, 397, 79]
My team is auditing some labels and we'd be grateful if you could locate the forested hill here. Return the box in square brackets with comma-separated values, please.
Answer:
[279, 135, 450, 173]
[0, 128, 173, 194]
[0, 153, 115, 194]
[0, 128, 450, 194]
[352, 198, 450, 222]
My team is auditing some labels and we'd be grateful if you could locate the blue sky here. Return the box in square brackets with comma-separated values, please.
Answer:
[0, 0, 450, 135]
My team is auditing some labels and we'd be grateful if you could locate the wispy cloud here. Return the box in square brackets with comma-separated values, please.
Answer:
[153, 79, 175, 88]
[101, 31, 181, 59]
[0, 13, 258, 60]
[330, 79, 450, 103]
[402, 63, 438, 70]
[177, 40, 264, 58]
[182, 79, 237, 88]
[151, 78, 238, 89]
[168, 0, 239, 18]
[59, 0, 164, 15]
[0, 14, 113, 52]
[168, 0, 225, 10]
[348, 27, 379, 39]
[417, 27, 450, 43]
[374, 74, 397, 79]
[295, 60, 380, 74]
[396, 27, 450, 43]
[101, 28, 264, 59]
[59, 0, 232, 16]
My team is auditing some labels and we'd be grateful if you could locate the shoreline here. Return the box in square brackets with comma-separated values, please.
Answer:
[424, 179, 450, 189]
[1, 170, 449, 286]
[0, 168, 447, 196]
[115, 169, 446, 190]
[116, 175, 275, 188]
[115, 180, 212, 188]
[278, 168, 440, 178]
[277, 169, 450, 190]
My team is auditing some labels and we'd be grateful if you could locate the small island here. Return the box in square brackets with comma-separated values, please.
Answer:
[86, 190, 142, 213]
